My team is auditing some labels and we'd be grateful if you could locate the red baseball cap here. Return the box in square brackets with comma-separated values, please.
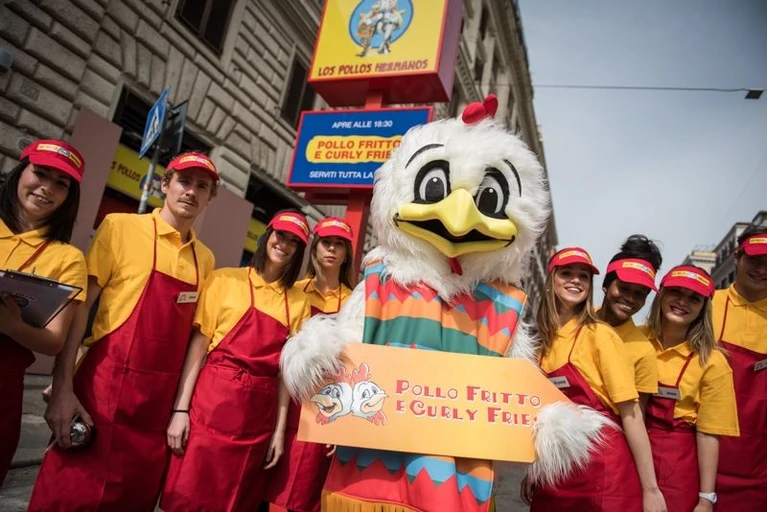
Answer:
[268, 212, 310, 244]
[21, 139, 85, 183]
[740, 234, 767, 256]
[167, 152, 219, 182]
[314, 217, 353, 242]
[548, 247, 600, 274]
[660, 265, 715, 298]
[606, 258, 658, 291]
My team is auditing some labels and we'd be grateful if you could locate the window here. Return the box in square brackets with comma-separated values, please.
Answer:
[478, 5, 489, 41]
[176, 0, 236, 54]
[281, 57, 316, 128]
[448, 84, 461, 117]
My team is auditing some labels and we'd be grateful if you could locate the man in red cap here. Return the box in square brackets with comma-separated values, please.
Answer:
[29, 152, 219, 511]
[713, 225, 767, 511]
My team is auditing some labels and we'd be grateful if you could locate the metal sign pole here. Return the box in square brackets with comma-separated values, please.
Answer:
[138, 142, 161, 214]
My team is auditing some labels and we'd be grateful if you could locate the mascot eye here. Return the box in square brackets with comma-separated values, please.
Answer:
[331, 388, 340, 399]
[413, 160, 451, 204]
[362, 389, 370, 399]
[474, 168, 509, 218]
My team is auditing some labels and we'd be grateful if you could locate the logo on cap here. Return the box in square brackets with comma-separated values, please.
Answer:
[670, 270, 711, 287]
[622, 261, 656, 278]
[559, 250, 590, 262]
[36, 143, 83, 168]
[177, 155, 215, 171]
[320, 219, 351, 232]
[747, 237, 767, 245]
[278, 214, 310, 235]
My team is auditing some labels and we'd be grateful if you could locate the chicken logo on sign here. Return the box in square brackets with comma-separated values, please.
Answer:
[310, 363, 388, 426]
[350, 0, 413, 57]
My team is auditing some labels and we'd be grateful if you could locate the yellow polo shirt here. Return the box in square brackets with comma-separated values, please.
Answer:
[1, 218, 87, 303]
[86, 209, 215, 344]
[194, 267, 310, 351]
[541, 319, 638, 414]
[612, 318, 659, 394]
[649, 337, 739, 436]
[297, 277, 352, 315]
[713, 286, 767, 354]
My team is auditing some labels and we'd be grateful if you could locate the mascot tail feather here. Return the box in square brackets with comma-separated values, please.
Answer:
[529, 402, 617, 487]
[280, 314, 351, 402]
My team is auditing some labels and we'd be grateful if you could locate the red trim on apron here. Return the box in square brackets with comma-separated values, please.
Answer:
[531, 327, 643, 512]
[161, 268, 292, 512]
[30, 219, 200, 511]
[266, 279, 339, 512]
[0, 239, 53, 486]
[645, 352, 697, 512]
[715, 297, 767, 511]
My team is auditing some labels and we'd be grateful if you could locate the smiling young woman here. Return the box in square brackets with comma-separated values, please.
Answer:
[522, 247, 665, 512]
[644, 265, 739, 512]
[264, 216, 357, 512]
[160, 210, 312, 512]
[0, 140, 88, 487]
[597, 235, 663, 405]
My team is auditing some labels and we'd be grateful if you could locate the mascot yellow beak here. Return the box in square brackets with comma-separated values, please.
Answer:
[395, 189, 518, 258]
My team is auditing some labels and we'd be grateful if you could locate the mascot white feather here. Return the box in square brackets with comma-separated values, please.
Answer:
[281, 95, 611, 511]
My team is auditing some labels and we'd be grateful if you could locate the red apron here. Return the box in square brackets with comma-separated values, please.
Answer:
[29, 219, 199, 511]
[531, 328, 642, 512]
[0, 240, 51, 486]
[645, 353, 697, 512]
[161, 267, 291, 512]
[265, 283, 341, 512]
[716, 297, 767, 511]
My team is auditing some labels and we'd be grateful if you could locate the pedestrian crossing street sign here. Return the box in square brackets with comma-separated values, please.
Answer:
[139, 86, 169, 159]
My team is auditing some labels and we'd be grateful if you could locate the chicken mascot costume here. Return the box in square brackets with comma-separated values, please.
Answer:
[281, 95, 610, 512]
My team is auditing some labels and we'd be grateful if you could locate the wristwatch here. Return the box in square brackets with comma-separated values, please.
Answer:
[699, 492, 717, 504]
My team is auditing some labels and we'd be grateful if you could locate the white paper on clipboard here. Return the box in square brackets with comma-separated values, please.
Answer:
[0, 269, 83, 327]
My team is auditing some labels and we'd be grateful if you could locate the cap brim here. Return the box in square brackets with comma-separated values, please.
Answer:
[28, 154, 82, 183]
[173, 164, 220, 182]
[662, 277, 712, 298]
[743, 245, 767, 257]
[615, 268, 657, 291]
[316, 227, 353, 241]
[272, 223, 309, 244]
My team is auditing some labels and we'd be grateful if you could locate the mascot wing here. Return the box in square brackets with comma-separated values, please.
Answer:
[280, 282, 365, 401]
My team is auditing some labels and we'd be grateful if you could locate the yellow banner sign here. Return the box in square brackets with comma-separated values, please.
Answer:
[244, 218, 267, 253]
[305, 135, 402, 164]
[310, 0, 444, 82]
[298, 343, 568, 462]
[108, 144, 166, 208]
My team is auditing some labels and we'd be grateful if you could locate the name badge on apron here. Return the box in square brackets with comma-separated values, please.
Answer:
[177, 291, 199, 304]
[654, 386, 681, 400]
[549, 376, 571, 389]
[754, 358, 767, 373]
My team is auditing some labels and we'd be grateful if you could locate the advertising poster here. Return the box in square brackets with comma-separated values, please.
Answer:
[298, 343, 569, 462]
[287, 107, 431, 191]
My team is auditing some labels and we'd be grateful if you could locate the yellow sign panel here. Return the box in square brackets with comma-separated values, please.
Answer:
[108, 144, 166, 208]
[298, 343, 569, 462]
[244, 218, 267, 253]
[310, 0, 445, 82]
[305, 135, 402, 164]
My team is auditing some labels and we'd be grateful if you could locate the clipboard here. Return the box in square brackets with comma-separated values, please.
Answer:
[0, 269, 83, 328]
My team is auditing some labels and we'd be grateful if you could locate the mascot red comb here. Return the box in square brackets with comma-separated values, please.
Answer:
[281, 95, 611, 511]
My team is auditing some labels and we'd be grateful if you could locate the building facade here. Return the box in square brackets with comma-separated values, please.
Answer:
[711, 210, 767, 289]
[0, 0, 555, 305]
[681, 248, 716, 275]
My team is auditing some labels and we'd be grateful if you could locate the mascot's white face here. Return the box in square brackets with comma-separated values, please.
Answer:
[370, 112, 550, 292]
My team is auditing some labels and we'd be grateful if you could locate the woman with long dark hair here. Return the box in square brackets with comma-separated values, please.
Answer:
[265, 216, 357, 512]
[161, 210, 312, 511]
[644, 265, 739, 512]
[597, 235, 663, 404]
[523, 247, 665, 512]
[0, 140, 88, 486]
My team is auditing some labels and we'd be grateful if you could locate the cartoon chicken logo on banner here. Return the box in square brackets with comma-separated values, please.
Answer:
[281, 95, 610, 511]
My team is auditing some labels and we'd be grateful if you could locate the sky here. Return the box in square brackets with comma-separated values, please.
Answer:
[518, 0, 767, 315]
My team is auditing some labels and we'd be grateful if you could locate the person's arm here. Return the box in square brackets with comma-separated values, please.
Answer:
[693, 432, 718, 512]
[167, 329, 211, 456]
[0, 293, 77, 355]
[264, 377, 290, 469]
[618, 400, 667, 512]
[44, 278, 102, 448]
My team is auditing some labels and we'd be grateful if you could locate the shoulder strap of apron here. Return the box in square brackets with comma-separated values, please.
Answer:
[152, 217, 200, 286]
[675, 351, 696, 387]
[717, 297, 731, 342]
[18, 239, 53, 272]
[567, 326, 584, 363]
[247, 267, 255, 308]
